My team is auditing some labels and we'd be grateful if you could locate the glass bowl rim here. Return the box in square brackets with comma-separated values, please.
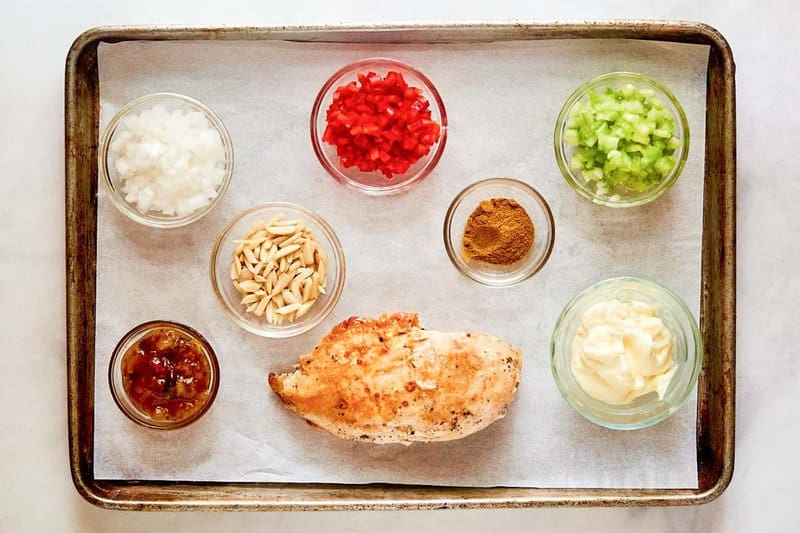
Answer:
[443, 177, 556, 287]
[309, 57, 448, 196]
[209, 201, 346, 338]
[549, 275, 703, 430]
[98, 91, 235, 228]
[553, 72, 690, 208]
[108, 319, 220, 430]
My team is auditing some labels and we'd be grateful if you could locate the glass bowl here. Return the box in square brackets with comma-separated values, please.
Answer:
[310, 58, 448, 196]
[554, 72, 689, 208]
[443, 178, 555, 287]
[210, 202, 346, 338]
[550, 276, 702, 430]
[98, 92, 234, 228]
[108, 320, 220, 430]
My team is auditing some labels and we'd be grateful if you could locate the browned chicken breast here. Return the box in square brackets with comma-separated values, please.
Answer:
[268, 312, 522, 444]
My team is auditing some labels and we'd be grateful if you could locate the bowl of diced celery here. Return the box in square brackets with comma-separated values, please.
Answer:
[554, 72, 689, 208]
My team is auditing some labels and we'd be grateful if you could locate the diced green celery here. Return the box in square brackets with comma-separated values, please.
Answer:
[627, 143, 645, 153]
[667, 136, 682, 151]
[643, 145, 662, 160]
[622, 112, 640, 124]
[653, 128, 671, 138]
[564, 128, 580, 147]
[620, 84, 636, 97]
[654, 156, 676, 177]
[598, 134, 620, 151]
[623, 100, 644, 114]
[586, 167, 604, 182]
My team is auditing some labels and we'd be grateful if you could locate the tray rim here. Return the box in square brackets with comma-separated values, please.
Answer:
[65, 20, 736, 511]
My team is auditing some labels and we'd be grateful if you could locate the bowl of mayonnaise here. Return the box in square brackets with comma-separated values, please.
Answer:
[550, 276, 702, 430]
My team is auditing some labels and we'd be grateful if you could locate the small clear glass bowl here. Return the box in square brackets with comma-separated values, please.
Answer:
[443, 178, 555, 287]
[310, 58, 448, 196]
[554, 72, 689, 208]
[550, 276, 702, 430]
[98, 92, 234, 228]
[210, 202, 346, 338]
[108, 320, 220, 430]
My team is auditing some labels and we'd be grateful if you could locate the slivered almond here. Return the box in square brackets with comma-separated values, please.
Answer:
[273, 293, 285, 308]
[289, 276, 301, 293]
[282, 289, 300, 305]
[254, 295, 270, 316]
[276, 302, 302, 315]
[274, 244, 301, 259]
[243, 247, 258, 265]
[279, 232, 303, 247]
[238, 280, 261, 292]
[241, 293, 259, 305]
[272, 272, 292, 294]
[296, 300, 315, 318]
[291, 283, 302, 302]
[272, 218, 301, 226]
[267, 225, 296, 235]
[265, 244, 278, 263]
[302, 239, 314, 265]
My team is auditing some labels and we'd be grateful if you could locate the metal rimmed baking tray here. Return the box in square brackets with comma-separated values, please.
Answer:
[65, 22, 735, 510]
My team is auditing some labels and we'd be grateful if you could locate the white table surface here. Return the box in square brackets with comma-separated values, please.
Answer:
[1, 0, 796, 531]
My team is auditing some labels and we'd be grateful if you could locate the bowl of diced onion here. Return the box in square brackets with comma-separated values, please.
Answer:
[554, 72, 689, 208]
[99, 92, 234, 228]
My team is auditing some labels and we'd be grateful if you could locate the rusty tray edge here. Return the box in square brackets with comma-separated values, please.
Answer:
[65, 21, 735, 511]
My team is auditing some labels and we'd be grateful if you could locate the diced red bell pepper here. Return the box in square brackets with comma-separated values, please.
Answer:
[322, 69, 442, 178]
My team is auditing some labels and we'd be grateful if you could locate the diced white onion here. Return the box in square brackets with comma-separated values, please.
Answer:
[110, 104, 226, 218]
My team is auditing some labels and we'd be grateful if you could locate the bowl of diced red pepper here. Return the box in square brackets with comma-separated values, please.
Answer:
[311, 58, 447, 195]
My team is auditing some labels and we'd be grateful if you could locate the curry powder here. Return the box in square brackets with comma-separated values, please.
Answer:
[462, 198, 534, 266]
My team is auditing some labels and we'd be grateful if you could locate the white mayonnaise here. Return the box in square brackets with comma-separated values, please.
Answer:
[570, 299, 675, 405]
[110, 104, 226, 217]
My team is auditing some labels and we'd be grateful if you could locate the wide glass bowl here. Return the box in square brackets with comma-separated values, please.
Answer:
[554, 72, 689, 208]
[99, 92, 234, 228]
[550, 276, 702, 430]
[443, 178, 555, 287]
[210, 202, 345, 338]
[108, 320, 220, 430]
[310, 58, 447, 196]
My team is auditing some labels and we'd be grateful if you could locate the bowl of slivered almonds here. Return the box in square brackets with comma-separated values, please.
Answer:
[210, 202, 346, 338]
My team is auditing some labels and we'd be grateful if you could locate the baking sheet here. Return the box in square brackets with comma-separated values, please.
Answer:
[94, 38, 707, 488]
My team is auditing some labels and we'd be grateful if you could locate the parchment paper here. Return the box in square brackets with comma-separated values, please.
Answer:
[95, 38, 708, 488]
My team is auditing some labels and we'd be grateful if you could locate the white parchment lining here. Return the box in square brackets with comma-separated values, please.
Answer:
[95, 38, 707, 488]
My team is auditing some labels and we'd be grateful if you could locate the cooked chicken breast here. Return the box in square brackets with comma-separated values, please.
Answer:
[268, 312, 522, 444]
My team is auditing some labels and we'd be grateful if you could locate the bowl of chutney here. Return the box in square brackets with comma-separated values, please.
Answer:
[109, 320, 219, 429]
